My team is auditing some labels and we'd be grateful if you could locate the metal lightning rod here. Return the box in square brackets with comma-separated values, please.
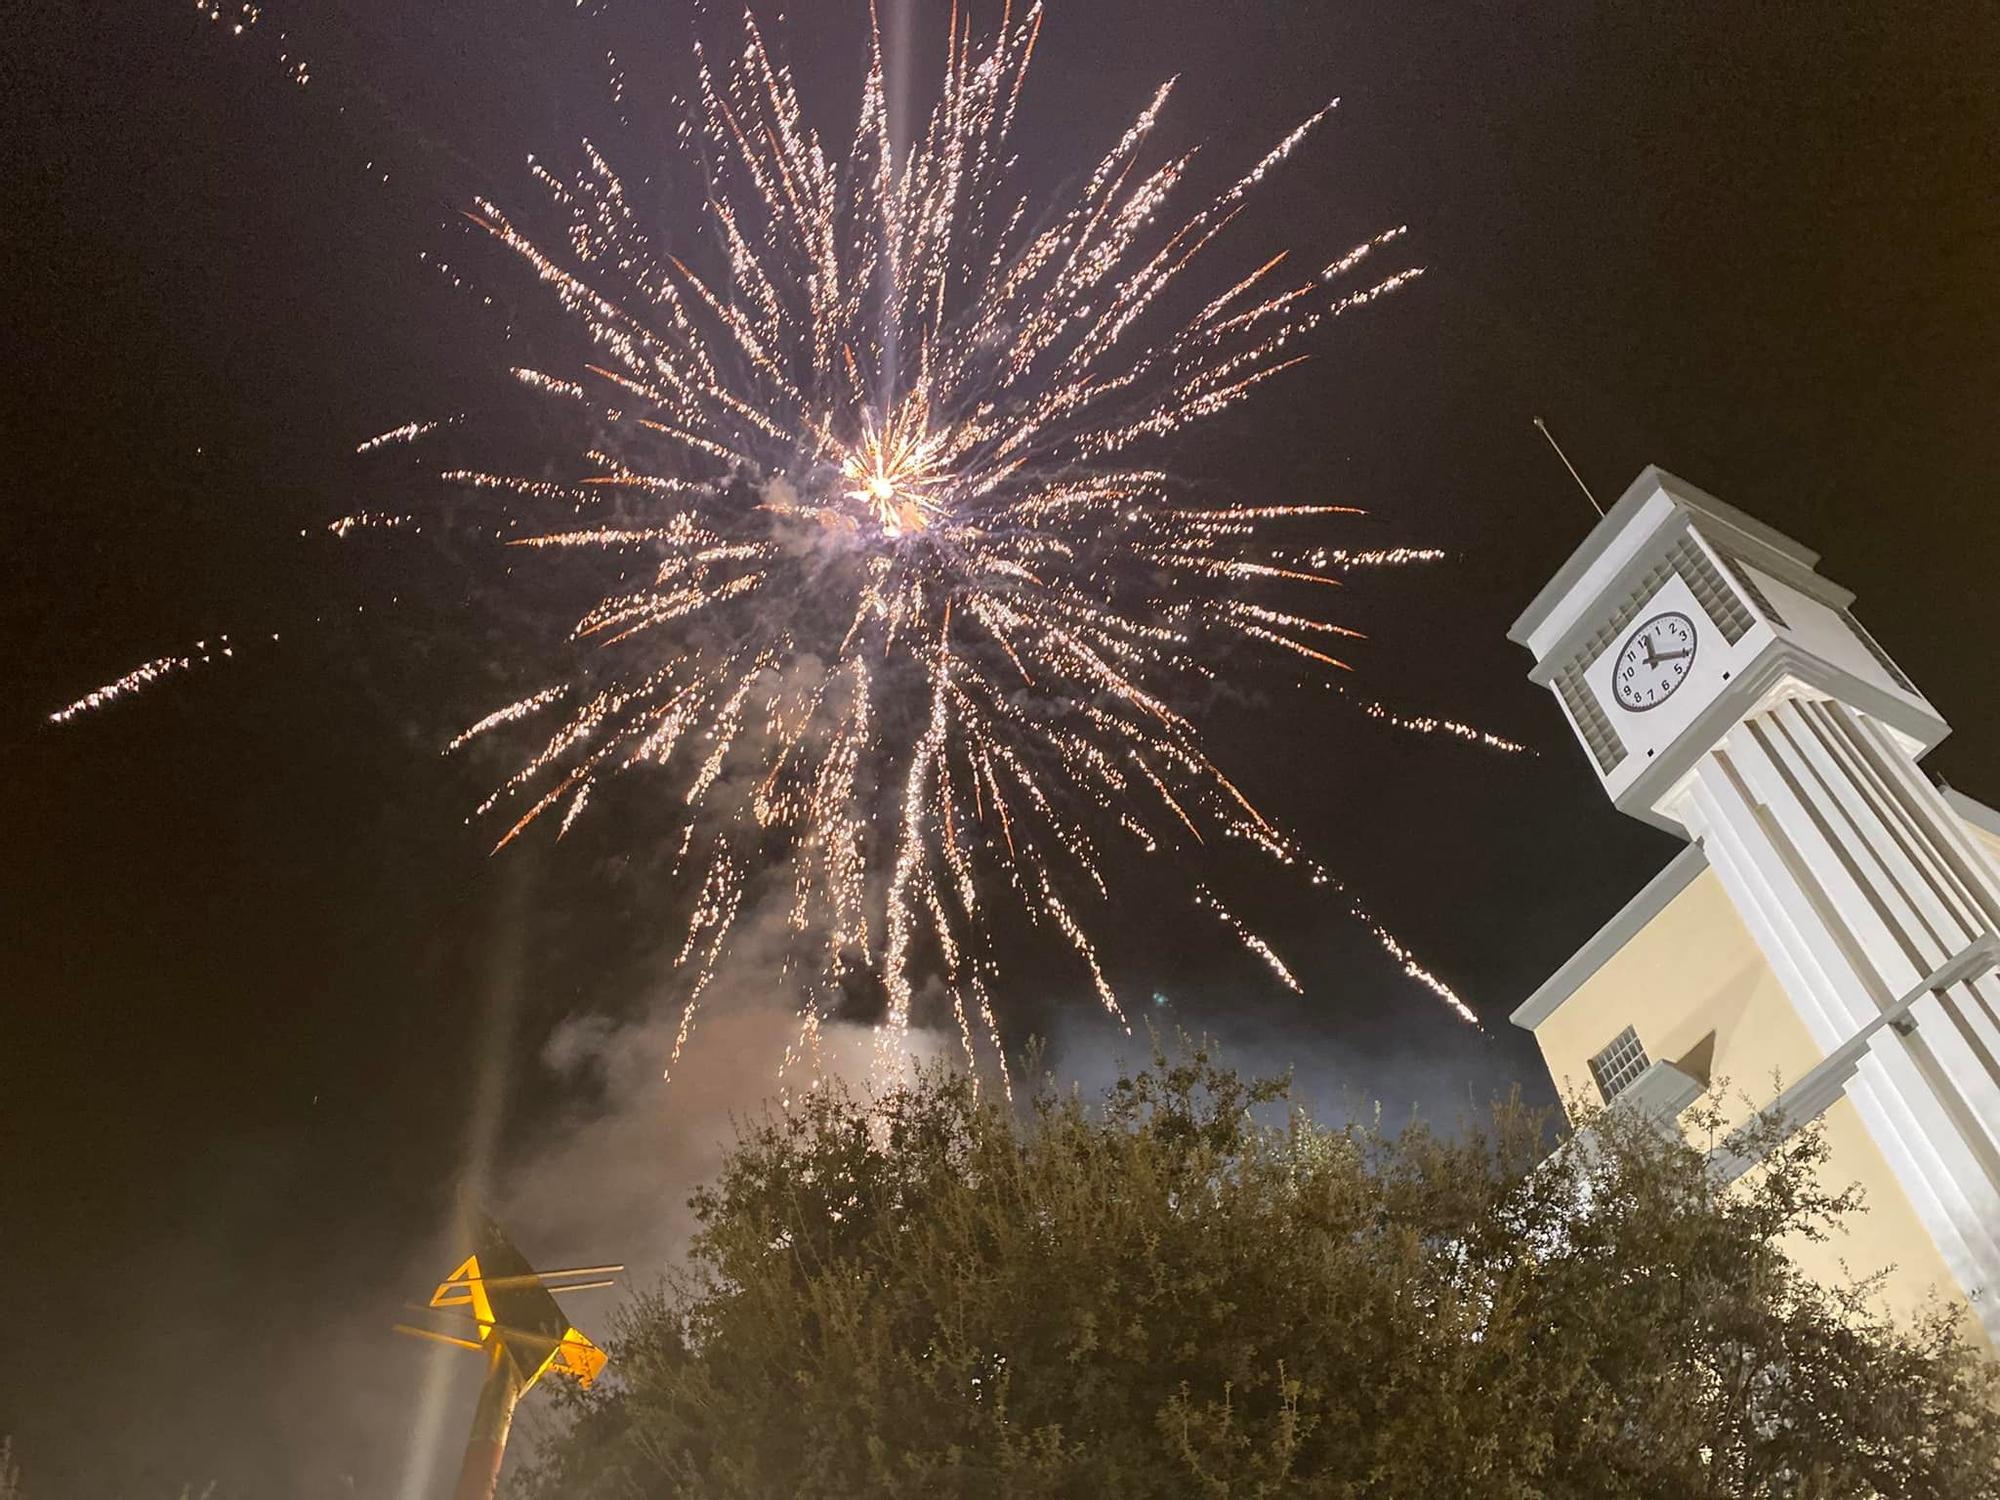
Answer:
[1533, 417, 1604, 518]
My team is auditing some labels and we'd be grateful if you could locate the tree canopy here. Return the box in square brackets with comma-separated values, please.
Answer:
[519, 1044, 1999, 1499]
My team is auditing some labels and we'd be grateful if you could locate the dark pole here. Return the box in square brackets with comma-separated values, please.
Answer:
[453, 1337, 526, 1500]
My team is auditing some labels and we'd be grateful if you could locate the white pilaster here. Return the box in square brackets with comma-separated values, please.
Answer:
[1672, 690, 2000, 1339]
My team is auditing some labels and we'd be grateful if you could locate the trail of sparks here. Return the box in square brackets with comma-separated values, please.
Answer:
[354, 417, 457, 454]
[62, 4, 1504, 1087]
[191, 0, 309, 86]
[47, 638, 235, 724]
[328, 512, 418, 538]
[445, 686, 570, 755]
[1352, 694, 1532, 755]
[1363, 915, 1479, 1026]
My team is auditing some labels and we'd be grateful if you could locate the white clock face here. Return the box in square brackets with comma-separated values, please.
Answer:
[1612, 610, 1698, 712]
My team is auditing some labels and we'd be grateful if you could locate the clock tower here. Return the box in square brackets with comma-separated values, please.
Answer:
[1511, 465, 2000, 1343]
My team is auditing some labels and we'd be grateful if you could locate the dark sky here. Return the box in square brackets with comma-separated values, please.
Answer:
[5, 0, 1998, 1494]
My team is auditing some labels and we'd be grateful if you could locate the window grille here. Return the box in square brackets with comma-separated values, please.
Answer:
[1589, 1025, 1650, 1104]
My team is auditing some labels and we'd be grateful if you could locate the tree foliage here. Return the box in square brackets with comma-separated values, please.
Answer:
[519, 1044, 1999, 1498]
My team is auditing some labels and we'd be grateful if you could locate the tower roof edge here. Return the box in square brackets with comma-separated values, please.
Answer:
[1509, 465, 1825, 652]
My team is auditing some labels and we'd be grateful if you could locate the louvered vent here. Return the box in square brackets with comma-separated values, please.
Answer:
[1671, 536, 1756, 644]
[1843, 610, 1916, 692]
[1557, 662, 1624, 773]
[1705, 544, 1788, 629]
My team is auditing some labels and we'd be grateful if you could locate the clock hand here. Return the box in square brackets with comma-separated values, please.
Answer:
[1653, 648, 1692, 661]
[1642, 639, 1659, 668]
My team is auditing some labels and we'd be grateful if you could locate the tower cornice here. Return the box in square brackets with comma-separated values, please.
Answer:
[1619, 642, 1949, 832]
[1509, 465, 1851, 663]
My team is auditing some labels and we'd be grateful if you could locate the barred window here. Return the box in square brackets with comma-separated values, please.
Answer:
[1589, 1025, 1650, 1104]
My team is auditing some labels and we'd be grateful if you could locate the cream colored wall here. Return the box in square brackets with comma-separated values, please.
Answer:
[1532, 867, 1986, 1345]
[1533, 869, 1815, 1121]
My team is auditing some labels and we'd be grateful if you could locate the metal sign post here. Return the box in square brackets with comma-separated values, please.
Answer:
[456, 1336, 527, 1500]
[396, 1217, 619, 1500]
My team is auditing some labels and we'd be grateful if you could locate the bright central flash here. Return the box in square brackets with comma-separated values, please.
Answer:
[839, 397, 954, 538]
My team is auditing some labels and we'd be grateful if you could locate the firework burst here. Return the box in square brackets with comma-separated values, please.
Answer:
[67, 2, 1495, 1090]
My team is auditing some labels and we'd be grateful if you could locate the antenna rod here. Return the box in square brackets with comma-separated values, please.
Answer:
[1533, 417, 1604, 518]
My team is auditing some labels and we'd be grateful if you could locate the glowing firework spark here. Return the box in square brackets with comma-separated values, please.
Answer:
[60, 3, 1511, 1084]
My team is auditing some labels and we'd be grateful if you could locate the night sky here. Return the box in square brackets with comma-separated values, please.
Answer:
[6, 1, 1998, 1494]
